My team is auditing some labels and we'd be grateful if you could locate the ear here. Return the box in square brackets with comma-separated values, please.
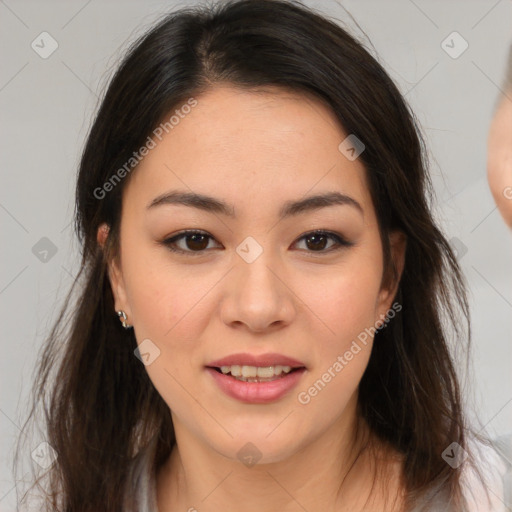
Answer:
[97, 223, 132, 319]
[375, 230, 406, 320]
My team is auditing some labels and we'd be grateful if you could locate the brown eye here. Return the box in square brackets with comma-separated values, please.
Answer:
[184, 233, 209, 251]
[163, 230, 221, 254]
[305, 233, 329, 251]
[294, 230, 353, 253]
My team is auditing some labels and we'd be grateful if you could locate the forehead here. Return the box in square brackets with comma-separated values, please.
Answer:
[124, 85, 374, 222]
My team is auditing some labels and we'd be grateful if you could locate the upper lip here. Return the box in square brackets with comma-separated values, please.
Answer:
[207, 352, 306, 369]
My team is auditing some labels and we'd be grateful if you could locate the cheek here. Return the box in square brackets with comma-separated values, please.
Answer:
[295, 250, 383, 409]
[294, 266, 381, 421]
[121, 247, 223, 408]
[302, 255, 383, 344]
[121, 238, 214, 340]
[122, 257, 212, 416]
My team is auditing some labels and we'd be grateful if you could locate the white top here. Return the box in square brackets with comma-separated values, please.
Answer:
[125, 434, 510, 511]
[459, 435, 510, 511]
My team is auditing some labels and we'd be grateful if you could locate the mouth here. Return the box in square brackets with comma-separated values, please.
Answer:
[204, 353, 307, 403]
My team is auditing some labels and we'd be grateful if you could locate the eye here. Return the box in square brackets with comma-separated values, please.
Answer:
[293, 230, 353, 253]
[162, 230, 221, 255]
[162, 229, 353, 256]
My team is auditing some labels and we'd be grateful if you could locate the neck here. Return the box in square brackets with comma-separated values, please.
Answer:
[155, 396, 401, 512]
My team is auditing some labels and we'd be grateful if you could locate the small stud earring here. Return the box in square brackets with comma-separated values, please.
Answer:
[116, 310, 132, 329]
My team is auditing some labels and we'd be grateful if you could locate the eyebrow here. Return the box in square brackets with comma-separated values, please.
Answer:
[147, 190, 363, 218]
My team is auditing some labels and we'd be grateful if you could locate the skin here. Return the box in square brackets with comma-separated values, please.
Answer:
[487, 88, 512, 229]
[98, 85, 406, 511]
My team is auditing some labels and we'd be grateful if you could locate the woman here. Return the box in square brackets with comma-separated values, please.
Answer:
[16, 0, 505, 510]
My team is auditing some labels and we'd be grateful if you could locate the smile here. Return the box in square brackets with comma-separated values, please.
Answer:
[217, 364, 295, 381]
[205, 365, 307, 403]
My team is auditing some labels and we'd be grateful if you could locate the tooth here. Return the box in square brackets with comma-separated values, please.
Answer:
[231, 365, 242, 377]
[218, 363, 299, 379]
[257, 366, 275, 378]
[241, 365, 257, 378]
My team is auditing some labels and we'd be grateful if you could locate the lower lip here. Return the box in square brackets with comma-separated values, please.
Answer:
[205, 367, 306, 404]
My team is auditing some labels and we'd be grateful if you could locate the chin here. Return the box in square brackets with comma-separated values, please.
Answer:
[208, 430, 305, 467]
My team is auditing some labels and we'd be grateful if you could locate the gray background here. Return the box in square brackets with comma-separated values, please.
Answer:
[1, 0, 511, 509]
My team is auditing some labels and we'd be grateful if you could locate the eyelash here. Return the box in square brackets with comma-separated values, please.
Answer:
[161, 229, 354, 256]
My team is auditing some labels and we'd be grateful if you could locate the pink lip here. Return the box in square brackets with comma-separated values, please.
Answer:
[205, 367, 307, 404]
[207, 352, 306, 369]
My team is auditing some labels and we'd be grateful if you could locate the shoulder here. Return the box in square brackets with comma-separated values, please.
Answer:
[460, 433, 510, 512]
[397, 434, 510, 512]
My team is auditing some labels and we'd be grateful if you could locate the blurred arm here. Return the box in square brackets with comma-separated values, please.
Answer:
[487, 44, 512, 229]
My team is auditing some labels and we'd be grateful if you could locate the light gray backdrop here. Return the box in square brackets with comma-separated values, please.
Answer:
[1, 0, 511, 510]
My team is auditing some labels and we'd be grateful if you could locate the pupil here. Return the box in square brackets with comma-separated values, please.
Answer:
[187, 234, 208, 251]
[306, 234, 327, 251]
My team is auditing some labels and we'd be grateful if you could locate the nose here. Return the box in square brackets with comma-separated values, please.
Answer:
[220, 252, 297, 333]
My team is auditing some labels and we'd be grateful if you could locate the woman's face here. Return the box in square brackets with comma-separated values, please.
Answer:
[103, 85, 404, 464]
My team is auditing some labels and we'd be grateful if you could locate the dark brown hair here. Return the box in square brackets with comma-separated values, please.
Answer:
[16, 0, 490, 510]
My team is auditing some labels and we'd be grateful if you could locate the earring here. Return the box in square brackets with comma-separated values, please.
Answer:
[116, 310, 132, 329]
